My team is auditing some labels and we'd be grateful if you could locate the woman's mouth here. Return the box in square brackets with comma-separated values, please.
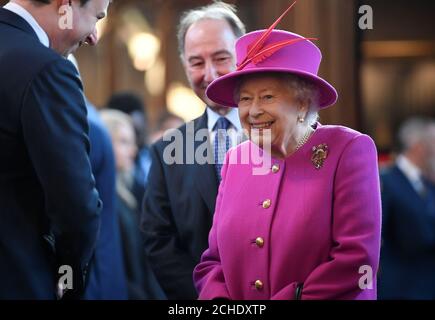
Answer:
[250, 121, 275, 129]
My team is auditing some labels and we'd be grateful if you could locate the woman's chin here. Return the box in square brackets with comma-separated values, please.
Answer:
[249, 133, 275, 151]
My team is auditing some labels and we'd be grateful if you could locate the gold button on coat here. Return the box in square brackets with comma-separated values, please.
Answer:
[255, 237, 264, 248]
[271, 164, 280, 173]
[255, 280, 263, 290]
[262, 199, 271, 209]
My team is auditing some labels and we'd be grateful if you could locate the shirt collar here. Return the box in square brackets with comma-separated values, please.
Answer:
[396, 154, 422, 183]
[207, 106, 242, 132]
[4, 2, 50, 48]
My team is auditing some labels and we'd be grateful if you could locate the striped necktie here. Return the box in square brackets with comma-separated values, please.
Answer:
[214, 117, 231, 182]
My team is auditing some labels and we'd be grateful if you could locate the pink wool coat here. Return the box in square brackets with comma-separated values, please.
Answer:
[194, 124, 381, 300]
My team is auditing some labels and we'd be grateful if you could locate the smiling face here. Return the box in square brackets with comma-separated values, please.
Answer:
[237, 74, 309, 157]
[183, 18, 237, 113]
[51, 0, 110, 56]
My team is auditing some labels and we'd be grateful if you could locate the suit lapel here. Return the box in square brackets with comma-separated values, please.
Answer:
[393, 166, 435, 216]
[190, 111, 219, 214]
[392, 165, 424, 200]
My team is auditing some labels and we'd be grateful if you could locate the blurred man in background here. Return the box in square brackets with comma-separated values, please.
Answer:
[379, 117, 435, 299]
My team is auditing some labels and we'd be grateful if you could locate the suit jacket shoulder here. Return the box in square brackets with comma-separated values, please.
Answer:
[152, 113, 207, 152]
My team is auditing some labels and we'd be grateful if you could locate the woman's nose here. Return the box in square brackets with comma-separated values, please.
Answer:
[249, 99, 264, 117]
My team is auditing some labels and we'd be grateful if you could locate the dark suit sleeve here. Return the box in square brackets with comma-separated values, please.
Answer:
[141, 143, 198, 299]
[20, 58, 101, 297]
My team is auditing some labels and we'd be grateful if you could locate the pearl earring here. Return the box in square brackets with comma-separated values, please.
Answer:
[298, 116, 305, 123]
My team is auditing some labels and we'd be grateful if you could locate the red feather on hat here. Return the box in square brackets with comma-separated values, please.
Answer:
[238, 37, 317, 70]
[237, 1, 316, 71]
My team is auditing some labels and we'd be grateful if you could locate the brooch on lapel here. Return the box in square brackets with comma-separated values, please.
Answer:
[311, 144, 328, 169]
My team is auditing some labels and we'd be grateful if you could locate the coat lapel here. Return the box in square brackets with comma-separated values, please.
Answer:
[392, 165, 425, 200]
[190, 111, 219, 214]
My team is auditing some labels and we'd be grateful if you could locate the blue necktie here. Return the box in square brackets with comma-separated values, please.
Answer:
[214, 117, 231, 182]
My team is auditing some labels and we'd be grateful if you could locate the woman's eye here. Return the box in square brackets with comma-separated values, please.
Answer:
[263, 95, 274, 100]
[239, 96, 251, 102]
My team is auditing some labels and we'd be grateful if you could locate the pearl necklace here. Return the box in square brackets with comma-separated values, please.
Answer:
[295, 127, 314, 151]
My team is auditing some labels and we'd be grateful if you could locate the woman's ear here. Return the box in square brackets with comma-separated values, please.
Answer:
[57, 0, 71, 7]
[297, 97, 310, 116]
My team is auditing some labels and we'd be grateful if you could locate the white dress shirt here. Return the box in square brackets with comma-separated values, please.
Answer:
[207, 107, 244, 148]
[4, 2, 49, 47]
[396, 154, 426, 195]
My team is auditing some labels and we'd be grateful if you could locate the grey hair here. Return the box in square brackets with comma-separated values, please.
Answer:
[398, 117, 435, 152]
[234, 73, 320, 127]
[177, 1, 246, 60]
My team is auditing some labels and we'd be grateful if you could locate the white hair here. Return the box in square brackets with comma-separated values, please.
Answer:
[398, 117, 435, 151]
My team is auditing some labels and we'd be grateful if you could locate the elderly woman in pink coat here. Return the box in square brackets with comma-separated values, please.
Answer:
[193, 10, 381, 300]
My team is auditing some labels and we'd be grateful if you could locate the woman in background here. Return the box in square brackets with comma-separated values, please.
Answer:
[100, 109, 165, 299]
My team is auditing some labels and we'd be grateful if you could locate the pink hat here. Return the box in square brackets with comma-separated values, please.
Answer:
[206, 4, 338, 109]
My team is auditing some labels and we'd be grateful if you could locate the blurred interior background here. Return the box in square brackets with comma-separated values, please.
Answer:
[2, 0, 434, 159]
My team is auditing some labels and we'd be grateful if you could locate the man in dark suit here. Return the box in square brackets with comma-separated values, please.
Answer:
[379, 118, 435, 299]
[141, 2, 246, 299]
[0, 0, 111, 299]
